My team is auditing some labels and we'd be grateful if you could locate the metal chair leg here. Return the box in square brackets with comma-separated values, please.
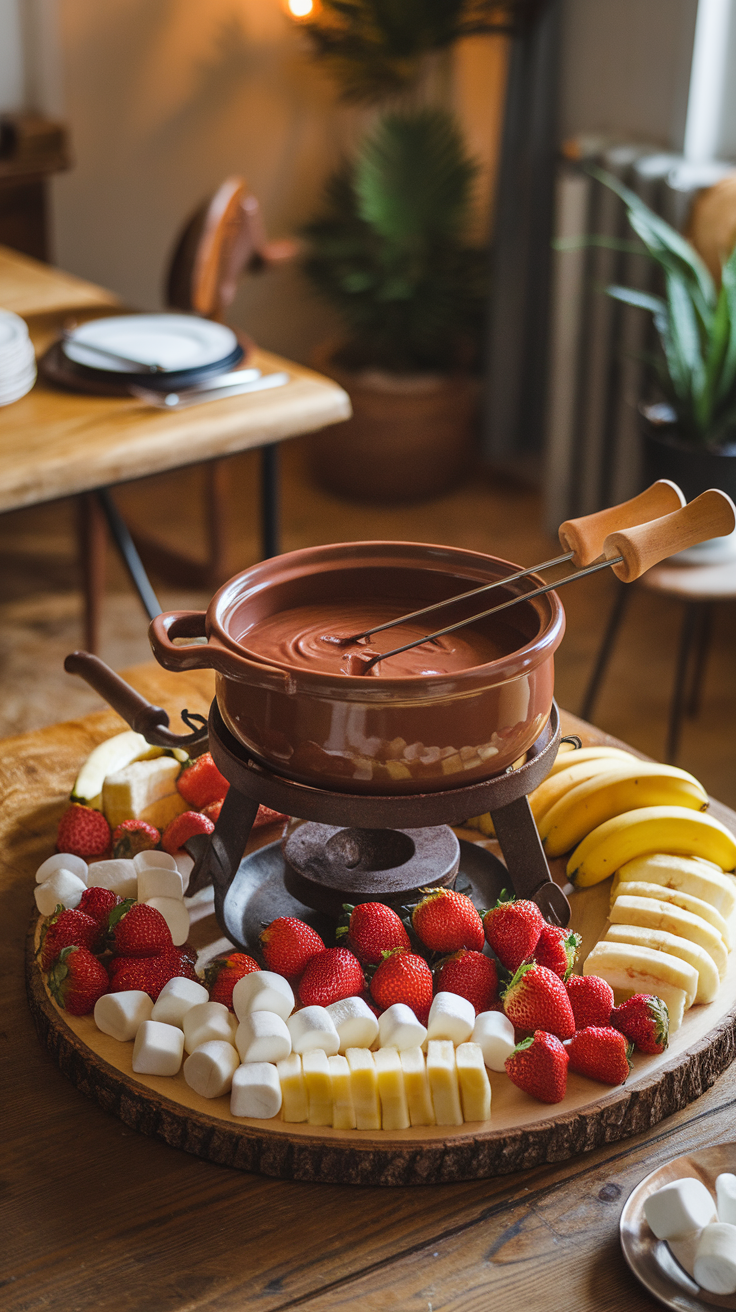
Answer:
[260, 443, 279, 560]
[580, 581, 631, 722]
[96, 488, 162, 621]
[686, 602, 713, 719]
[666, 602, 699, 764]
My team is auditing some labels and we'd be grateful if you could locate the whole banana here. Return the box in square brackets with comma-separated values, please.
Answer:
[567, 806, 736, 887]
[529, 752, 639, 823]
[540, 763, 708, 857]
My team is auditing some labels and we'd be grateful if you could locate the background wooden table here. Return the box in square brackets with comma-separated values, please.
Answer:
[2, 665, 735, 1312]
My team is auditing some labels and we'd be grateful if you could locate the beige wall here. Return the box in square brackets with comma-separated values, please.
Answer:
[48, 0, 508, 364]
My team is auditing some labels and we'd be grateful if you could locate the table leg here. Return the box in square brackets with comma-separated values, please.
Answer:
[260, 442, 279, 559]
[666, 602, 699, 764]
[96, 488, 162, 621]
[204, 458, 230, 585]
[580, 580, 631, 722]
[77, 492, 107, 655]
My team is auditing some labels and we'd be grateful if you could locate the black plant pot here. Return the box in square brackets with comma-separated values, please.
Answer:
[641, 407, 736, 562]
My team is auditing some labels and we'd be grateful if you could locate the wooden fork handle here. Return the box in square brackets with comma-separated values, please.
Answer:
[558, 480, 685, 567]
[603, 488, 736, 582]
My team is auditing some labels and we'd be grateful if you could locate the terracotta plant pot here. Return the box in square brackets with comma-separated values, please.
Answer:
[307, 343, 479, 504]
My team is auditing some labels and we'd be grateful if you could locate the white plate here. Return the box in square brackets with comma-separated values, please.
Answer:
[62, 314, 239, 375]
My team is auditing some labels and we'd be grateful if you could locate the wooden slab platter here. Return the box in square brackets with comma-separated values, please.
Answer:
[25, 807, 736, 1187]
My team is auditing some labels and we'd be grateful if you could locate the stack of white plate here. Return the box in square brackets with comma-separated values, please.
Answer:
[0, 309, 37, 405]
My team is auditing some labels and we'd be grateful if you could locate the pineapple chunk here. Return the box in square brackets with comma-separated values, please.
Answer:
[302, 1049, 333, 1126]
[374, 1047, 410, 1130]
[399, 1046, 435, 1126]
[328, 1055, 357, 1130]
[345, 1048, 381, 1130]
[277, 1053, 308, 1124]
[102, 756, 183, 828]
[426, 1040, 463, 1125]
[456, 1043, 491, 1122]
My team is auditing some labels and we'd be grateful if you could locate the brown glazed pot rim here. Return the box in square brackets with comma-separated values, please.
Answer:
[205, 540, 566, 694]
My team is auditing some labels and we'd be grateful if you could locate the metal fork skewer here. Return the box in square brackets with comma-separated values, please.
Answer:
[348, 550, 575, 644]
[363, 555, 624, 671]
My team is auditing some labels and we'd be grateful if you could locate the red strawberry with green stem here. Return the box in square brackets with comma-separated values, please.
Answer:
[112, 819, 160, 859]
[57, 803, 111, 859]
[39, 906, 100, 970]
[565, 1026, 633, 1084]
[109, 902, 172, 958]
[505, 1030, 568, 1103]
[565, 974, 614, 1029]
[435, 949, 499, 1014]
[162, 811, 214, 856]
[176, 752, 229, 809]
[412, 887, 484, 953]
[259, 917, 325, 979]
[337, 902, 410, 965]
[502, 961, 576, 1040]
[533, 924, 581, 980]
[205, 953, 260, 1009]
[110, 949, 199, 1000]
[483, 895, 544, 972]
[298, 947, 364, 1007]
[47, 945, 109, 1015]
[370, 948, 433, 1025]
[610, 993, 669, 1055]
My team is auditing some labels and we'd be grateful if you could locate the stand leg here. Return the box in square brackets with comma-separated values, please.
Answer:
[490, 795, 570, 926]
[686, 602, 713, 719]
[78, 492, 107, 654]
[261, 443, 279, 559]
[580, 580, 631, 722]
[185, 784, 260, 909]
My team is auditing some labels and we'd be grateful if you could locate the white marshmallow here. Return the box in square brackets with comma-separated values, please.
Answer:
[134, 850, 178, 873]
[427, 991, 475, 1045]
[378, 1003, 428, 1052]
[144, 896, 189, 945]
[473, 1010, 516, 1071]
[36, 853, 88, 885]
[87, 859, 137, 900]
[327, 996, 379, 1053]
[174, 852, 194, 892]
[232, 970, 293, 1022]
[694, 1223, 736, 1294]
[151, 976, 209, 1027]
[230, 1062, 282, 1119]
[287, 1006, 340, 1056]
[643, 1177, 716, 1240]
[35, 870, 87, 916]
[183, 1001, 237, 1054]
[137, 867, 184, 903]
[132, 1020, 185, 1076]
[716, 1173, 736, 1224]
[183, 1040, 240, 1099]
[236, 1011, 292, 1064]
[94, 990, 153, 1042]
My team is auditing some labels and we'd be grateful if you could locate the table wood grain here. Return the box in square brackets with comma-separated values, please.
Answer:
[0, 245, 351, 514]
[2, 665, 735, 1312]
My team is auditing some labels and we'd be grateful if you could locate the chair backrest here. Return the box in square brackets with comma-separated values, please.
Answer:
[687, 171, 736, 285]
[166, 176, 297, 321]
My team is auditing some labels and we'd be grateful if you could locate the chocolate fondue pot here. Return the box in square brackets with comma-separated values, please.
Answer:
[149, 542, 565, 795]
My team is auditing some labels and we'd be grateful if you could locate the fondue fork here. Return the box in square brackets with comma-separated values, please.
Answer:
[356, 487, 736, 671]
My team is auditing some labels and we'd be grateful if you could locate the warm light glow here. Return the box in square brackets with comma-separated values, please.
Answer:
[287, 0, 314, 16]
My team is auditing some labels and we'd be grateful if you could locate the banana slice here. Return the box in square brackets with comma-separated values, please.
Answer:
[613, 854, 736, 920]
[604, 923, 720, 1004]
[610, 894, 728, 978]
[584, 940, 697, 1029]
[612, 880, 731, 949]
[540, 764, 707, 857]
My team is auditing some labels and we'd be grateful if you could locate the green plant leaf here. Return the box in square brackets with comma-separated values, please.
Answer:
[606, 285, 668, 318]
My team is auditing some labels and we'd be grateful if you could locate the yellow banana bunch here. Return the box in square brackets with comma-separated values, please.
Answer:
[529, 752, 639, 823]
[547, 745, 637, 777]
[539, 762, 708, 857]
[567, 806, 736, 887]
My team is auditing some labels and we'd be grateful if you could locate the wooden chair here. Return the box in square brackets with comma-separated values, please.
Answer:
[79, 177, 296, 653]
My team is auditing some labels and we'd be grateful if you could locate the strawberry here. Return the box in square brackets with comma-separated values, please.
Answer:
[370, 949, 433, 1025]
[259, 917, 325, 979]
[47, 945, 109, 1015]
[502, 961, 576, 1040]
[253, 805, 288, 830]
[435, 949, 499, 1014]
[610, 993, 669, 1055]
[533, 925, 581, 980]
[201, 799, 223, 823]
[38, 906, 100, 970]
[204, 953, 260, 1009]
[110, 949, 199, 1000]
[298, 947, 364, 1007]
[483, 896, 544, 972]
[337, 902, 410, 965]
[112, 819, 160, 859]
[176, 753, 229, 809]
[109, 902, 172, 958]
[57, 803, 111, 859]
[77, 886, 123, 928]
[411, 887, 484, 953]
[565, 974, 614, 1030]
[162, 810, 214, 856]
[505, 1030, 568, 1103]
[565, 1026, 633, 1084]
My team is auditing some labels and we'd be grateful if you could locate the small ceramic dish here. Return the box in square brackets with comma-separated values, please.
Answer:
[620, 1142, 736, 1311]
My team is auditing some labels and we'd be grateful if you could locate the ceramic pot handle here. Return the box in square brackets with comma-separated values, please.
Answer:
[558, 480, 685, 567]
[604, 488, 736, 582]
[149, 610, 290, 687]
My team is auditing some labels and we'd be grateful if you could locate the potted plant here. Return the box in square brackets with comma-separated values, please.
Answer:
[302, 107, 488, 501]
[598, 171, 736, 557]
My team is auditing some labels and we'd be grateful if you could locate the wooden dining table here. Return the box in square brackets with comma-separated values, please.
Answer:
[3, 663, 736, 1311]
